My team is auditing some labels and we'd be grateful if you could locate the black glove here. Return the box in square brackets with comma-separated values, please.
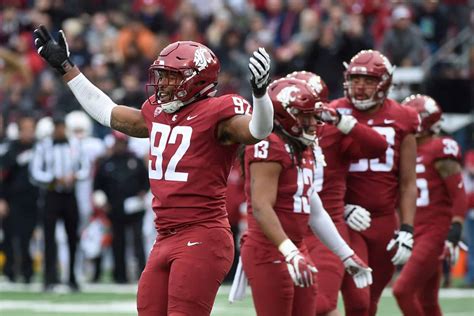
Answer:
[33, 25, 74, 75]
[446, 222, 462, 246]
[248, 47, 271, 98]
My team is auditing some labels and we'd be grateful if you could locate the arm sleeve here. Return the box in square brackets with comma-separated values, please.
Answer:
[74, 141, 91, 181]
[308, 190, 354, 260]
[30, 142, 54, 185]
[249, 93, 274, 139]
[344, 123, 389, 159]
[444, 172, 468, 218]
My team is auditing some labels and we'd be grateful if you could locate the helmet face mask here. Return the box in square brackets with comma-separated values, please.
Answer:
[343, 50, 394, 110]
[147, 41, 220, 113]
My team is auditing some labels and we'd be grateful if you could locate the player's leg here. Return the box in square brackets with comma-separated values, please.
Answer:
[241, 242, 300, 316]
[366, 214, 397, 316]
[392, 225, 446, 316]
[167, 226, 234, 316]
[341, 230, 370, 316]
[137, 236, 171, 316]
[418, 263, 443, 316]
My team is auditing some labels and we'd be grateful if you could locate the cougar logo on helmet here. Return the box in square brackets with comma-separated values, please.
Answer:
[277, 86, 300, 110]
[269, 78, 324, 146]
[194, 48, 213, 71]
[147, 41, 220, 113]
[286, 71, 329, 102]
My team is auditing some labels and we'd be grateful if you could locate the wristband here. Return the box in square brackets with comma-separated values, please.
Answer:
[278, 239, 298, 258]
[337, 115, 357, 134]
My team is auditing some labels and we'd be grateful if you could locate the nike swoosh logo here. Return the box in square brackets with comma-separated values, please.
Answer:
[187, 241, 202, 247]
[384, 119, 395, 124]
[187, 115, 199, 120]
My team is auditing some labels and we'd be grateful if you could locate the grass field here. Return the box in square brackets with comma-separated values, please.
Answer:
[1, 282, 473, 316]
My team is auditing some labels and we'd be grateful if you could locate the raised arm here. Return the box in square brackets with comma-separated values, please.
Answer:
[219, 48, 274, 145]
[33, 25, 148, 138]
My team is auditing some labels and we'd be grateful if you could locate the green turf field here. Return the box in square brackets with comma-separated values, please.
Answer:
[0, 283, 473, 315]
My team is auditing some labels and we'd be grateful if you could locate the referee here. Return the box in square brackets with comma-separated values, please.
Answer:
[30, 114, 90, 292]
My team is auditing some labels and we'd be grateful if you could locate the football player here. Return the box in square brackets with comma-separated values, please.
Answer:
[330, 50, 420, 316]
[288, 71, 388, 316]
[392, 95, 468, 315]
[240, 77, 372, 316]
[33, 25, 274, 316]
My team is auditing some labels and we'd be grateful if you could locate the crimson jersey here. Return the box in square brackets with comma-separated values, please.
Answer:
[314, 124, 386, 221]
[244, 133, 315, 246]
[415, 136, 462, 226]
[330, 98, 419, 216]
[141, 94, 251, 231]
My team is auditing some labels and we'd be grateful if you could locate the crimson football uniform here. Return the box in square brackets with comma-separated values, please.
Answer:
[330, 97, 419, 315]
[241, 133, 317, 316]
[138, 94, 252, 315]
[304, 122, 387, 314]
[393, 136, 465, 315]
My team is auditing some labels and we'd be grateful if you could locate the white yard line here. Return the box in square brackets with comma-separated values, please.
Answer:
[1, 281, 473, 298]
[0, 301, 136, 313]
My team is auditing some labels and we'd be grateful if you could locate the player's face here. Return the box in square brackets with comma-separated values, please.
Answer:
[156, 70, 184, 103]
[349, 75, 379, 101]
[297, 112, 318, 136]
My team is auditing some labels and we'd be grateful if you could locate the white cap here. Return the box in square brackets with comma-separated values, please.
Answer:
[392, 5, 411, 21]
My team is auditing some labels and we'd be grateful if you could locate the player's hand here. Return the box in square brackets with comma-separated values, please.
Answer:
[284, 249, 317, 287]
[316, 106, 340, 125]
[249, 47, 271, 98]
[441, 222, 462, 266]
[343, 254, 373, 288]
[386, 224, 414, 265]
[441, 240, 459, 266]
[344, 204, 371, 232]
[33, 25, 74, 75]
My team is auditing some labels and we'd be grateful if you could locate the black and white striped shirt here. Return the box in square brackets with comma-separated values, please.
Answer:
[30, 137, 90, 192]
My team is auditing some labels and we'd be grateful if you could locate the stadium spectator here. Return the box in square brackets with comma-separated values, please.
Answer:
[381, 5, 428, 66]
[93, 131, 148, 283]
[463, 149, 474, 288]
[393, 94, 468, 315]
[239, 77, 372, 316]
[330, 50, 419, 316]
[33, 24, 274, 315]
[0, 115, 38, 284]
[413, 0, 449, 53]
[30, 113, 90, 292]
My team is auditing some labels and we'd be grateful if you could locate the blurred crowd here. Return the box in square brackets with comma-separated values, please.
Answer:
[0, 0, 473, 290]
[0, 0, 472, 137]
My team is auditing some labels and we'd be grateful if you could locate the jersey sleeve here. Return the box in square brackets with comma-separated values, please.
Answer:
[433, 137, 462, 162]
[343, 123, 389, 159]
[245, 134, 291, 168]
[214, 94, 252, 123]
[404, 105, 421, 135]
